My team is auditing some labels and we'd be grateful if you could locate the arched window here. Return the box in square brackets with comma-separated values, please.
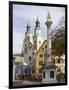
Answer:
[29, 42, 32, 49]
[58, 58, 61, 63]
[50, 71, 54, 78]
[43, 71, 45, 78]
[45, 45, 47, 49]
[39, 41, 41, 44]
[39, 61, 43, 65]
[24, 44, 27, 53]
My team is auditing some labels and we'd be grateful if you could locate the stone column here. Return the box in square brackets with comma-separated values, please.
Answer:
[41, 12, 57, 83]
[45, 12, 53, 65]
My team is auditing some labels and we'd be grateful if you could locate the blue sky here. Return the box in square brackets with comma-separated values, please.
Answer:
[13, 4, 65, 54]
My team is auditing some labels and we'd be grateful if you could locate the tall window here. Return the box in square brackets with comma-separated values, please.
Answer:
[39, 61, 43, 65]
[45, 45, 47, 48]
[24, 44, 27, 53]
[39, 41, 41, 44]
[25, 47, 27, 54]
[32, 52, 34, 55]
[29, 56, 31, 61]
[50, 71, 54, 78]
[58, 58, 61, 63]
[29, 42, 32, 49]
[34, 41, 36, 43]
[43, 71, 45, 78]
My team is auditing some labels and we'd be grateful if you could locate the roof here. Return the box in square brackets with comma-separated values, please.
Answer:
[42, 64, 57, 69]
[13, 54, 24, 57]
[36, 40, 47, 55]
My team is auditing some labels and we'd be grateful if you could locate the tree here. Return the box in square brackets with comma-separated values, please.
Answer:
[52, 17, 65, 57]
[56, 73, 65, 82]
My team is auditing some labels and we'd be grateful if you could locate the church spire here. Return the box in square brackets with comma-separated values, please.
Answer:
[35, 17, 40, 27]
[26, 21, 31, 31]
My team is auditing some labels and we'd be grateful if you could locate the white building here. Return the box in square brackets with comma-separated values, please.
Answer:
[33, 18, 43, 52]
[21, 18, 43, 78]
[22, 23, 33, 64]
[22, 18, 43, 64]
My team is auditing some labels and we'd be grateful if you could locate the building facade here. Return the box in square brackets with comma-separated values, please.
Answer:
[34, 40, 47, 80]
[22, 23, 33, 64]
[13, 54, 24, 80]
[21, 18, 43, 79]
[33, 18, 43, 52]
[54, 55, 65, 74]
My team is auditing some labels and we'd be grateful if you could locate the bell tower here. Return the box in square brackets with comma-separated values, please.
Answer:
[33, 18, 43, 53]
[22, 23, 33, 64]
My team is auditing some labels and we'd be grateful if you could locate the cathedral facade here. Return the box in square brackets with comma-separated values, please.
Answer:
[21, 18, 43, 78]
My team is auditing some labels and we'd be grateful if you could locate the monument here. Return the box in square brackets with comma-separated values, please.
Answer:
[42, 12, 57, 83]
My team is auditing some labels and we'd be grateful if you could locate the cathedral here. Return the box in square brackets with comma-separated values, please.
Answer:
[22, 18, 43, 63]
[20, 18, 44, 79]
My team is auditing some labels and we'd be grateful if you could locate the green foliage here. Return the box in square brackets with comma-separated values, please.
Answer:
[56, 73, 65, 82]
[52, 27, 65, 56]
[51, 17, 65, 56]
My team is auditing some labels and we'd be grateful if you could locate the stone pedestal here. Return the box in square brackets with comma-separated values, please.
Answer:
[42, 64, 57, 83]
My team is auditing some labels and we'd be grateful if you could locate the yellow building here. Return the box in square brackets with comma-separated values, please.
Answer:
[34, 40, 47, 80]
[54, 55, 65, 74]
